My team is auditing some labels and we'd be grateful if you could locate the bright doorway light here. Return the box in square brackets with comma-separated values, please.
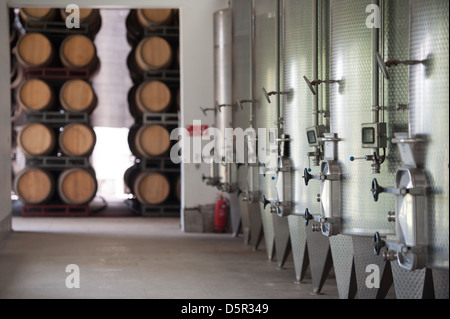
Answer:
[91, 127, 135, 202]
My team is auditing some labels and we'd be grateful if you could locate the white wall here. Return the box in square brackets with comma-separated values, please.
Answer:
[0, 2, 12, 239]
[0, 0, 228, 235]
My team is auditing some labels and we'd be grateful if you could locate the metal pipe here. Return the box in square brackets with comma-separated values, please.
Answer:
[371, 0, 381, 173]
[312, 0, 320, 166]
[277, 0, 282, 126]
[251, 1, 256, 129]
[313, 0, 319, 127]
[380, 0, 385, 124]
[214, 8, 233, 190]
[318, 0, 324, 127]
[371, 0, 380, 124]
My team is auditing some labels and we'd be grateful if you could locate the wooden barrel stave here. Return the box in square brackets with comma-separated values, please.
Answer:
[16, 78, 55, 112]
[135, 80, 172, 114]
[15, 33, 54, 68]
[134, 171, 170, 205]
[59, 34, 99, 74]
[59, 79, 97, 113]
[58, 168, 97, 205]
[14, 167, 55, 204]
[19, 8, 57, 25]
[136, 124, 171, 158]
[17, 122, 56, 157]
[128, 124, 171, 158]
[59, 123, 96, 157]
[134, 36, 173, 74]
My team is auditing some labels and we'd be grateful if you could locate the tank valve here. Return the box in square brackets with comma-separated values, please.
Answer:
[216, 101, 237, 112]
[270, 205, 278, 214]
[396, 103, 409, 112]
[373, 232, 386, 256]
[350, 152, 384, 174]
[236, 98, 258, 110]
[371, 178, 415, 202]
[202, 174, 213, 183]
[387, 211, 395, 222]
[302, 168, 337, 186]
[303, 75, 340, 95]
[304, 208, 313, 226]
[262, 87, 290, 104]
[383, 250, 397, 262]
[303, 168, 313, 186]
[199, 106, 217, 116]
[376, 52, 425, 80]
[262, 195, 270, 209]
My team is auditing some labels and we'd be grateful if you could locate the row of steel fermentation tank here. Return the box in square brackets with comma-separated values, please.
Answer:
[203, 0, 449, 299]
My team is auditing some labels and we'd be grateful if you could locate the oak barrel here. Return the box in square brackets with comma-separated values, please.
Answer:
[126, 9, 174, 46]
[59, 34, 99, 73]
[59, 79, 97, 113]
[19, 8, 57, 24]
[129, 124, 171, 158]
[59, 123, 96, 157]
[127, 86, 142, 120]
[135, 80, 172, 113]
[14, 168, 54, 204]
[134, 171, 170, 205]
[16, 78, 54, 112]
[17, 123, 56, 157]
[15, 33, 54, 68]
[123, 164, 141, 194]
[136, 9, 174, 28]
[58, 168, 97, 205]
[135, 36, 173, 74]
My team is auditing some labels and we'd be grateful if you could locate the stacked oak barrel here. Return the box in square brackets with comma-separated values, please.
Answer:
[124, 9, 181, 216]
[12, 8, 101, 214]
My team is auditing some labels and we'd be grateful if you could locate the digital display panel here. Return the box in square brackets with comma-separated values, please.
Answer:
[307, 130, 317, 145]
[362, 127, 375, 144]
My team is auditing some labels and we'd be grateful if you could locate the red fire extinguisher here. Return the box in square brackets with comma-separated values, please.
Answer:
[214, 196, 228, 233]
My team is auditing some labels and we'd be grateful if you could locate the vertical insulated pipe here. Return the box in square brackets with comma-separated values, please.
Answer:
[371, 0, 380, 124]
[371, 0, 381, 172]
[277, 0, 282, 124]
[214, 9, 233, 190]
[313, 0, 319, 127]
[312, 0, 320, 166]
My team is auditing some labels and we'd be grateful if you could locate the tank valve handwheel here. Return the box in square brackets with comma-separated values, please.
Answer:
[304, 208, 313, 226]
[371, 178, 384, 202]
[262, 195, 271, 209]
[303, 168, 313, 186]
[373, 232, 386, 256]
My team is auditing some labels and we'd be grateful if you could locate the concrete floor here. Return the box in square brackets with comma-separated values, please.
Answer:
[0, 216, 340, 299]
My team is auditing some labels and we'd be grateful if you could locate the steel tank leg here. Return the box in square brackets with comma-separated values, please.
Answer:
[288, 216, 309, 283]
[238, 198, 251, 245]
[352, 236, 393, 299]
[432, 269, 449, 299]
[248, 202, 263, 250]
[306, 227, 333, 295]
[228, 193, 242, 237]
[391, 263, 435, 299]
[259, 203, 276, 261]
[329, 235, 357, 299]
[273, 214, 291, 269]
